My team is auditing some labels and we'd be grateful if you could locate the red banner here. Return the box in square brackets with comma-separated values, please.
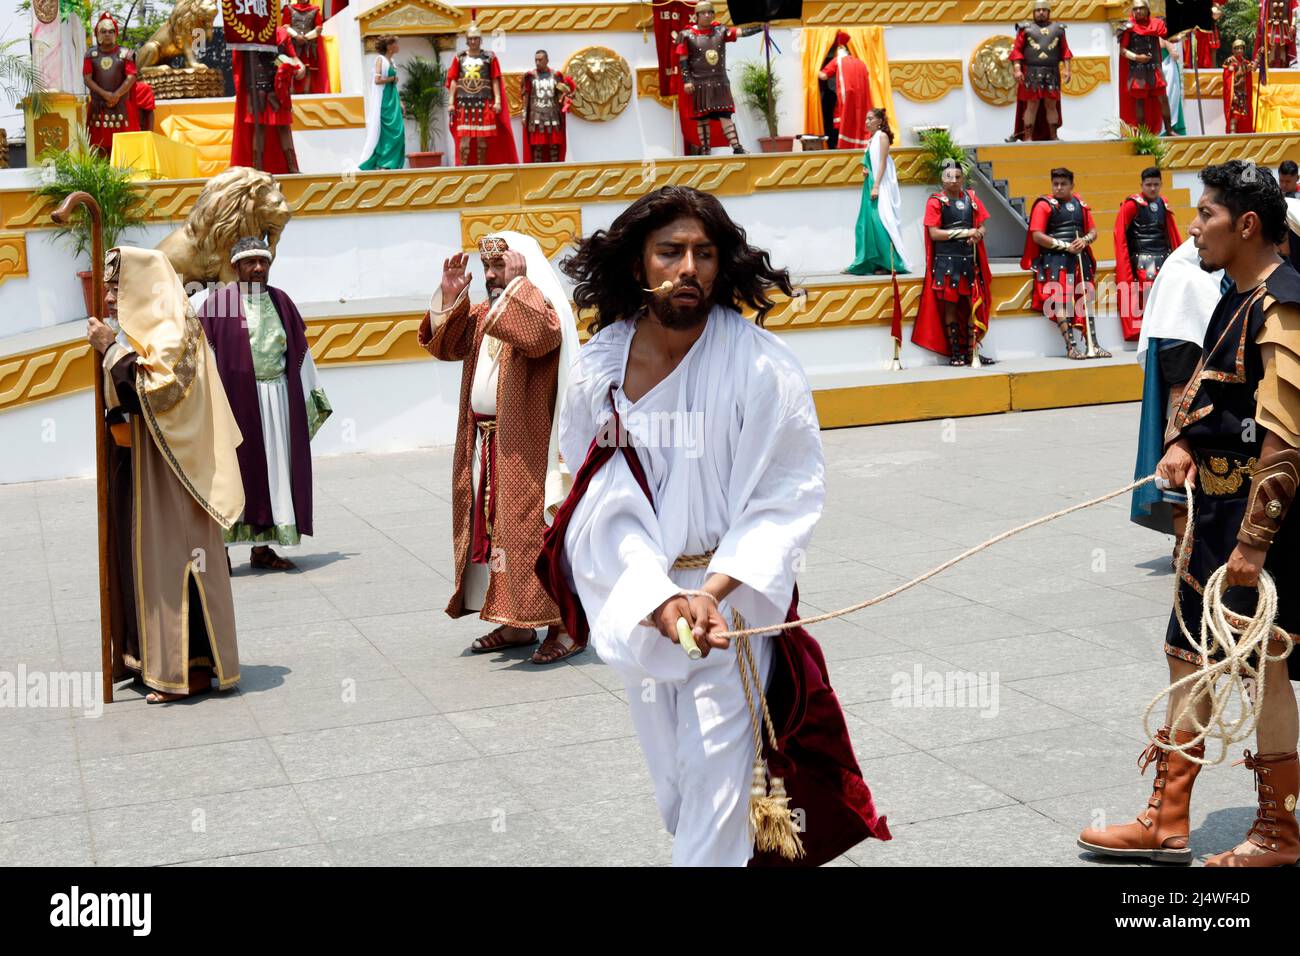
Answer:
[222, 0, 282, 52]
[653, 0, 692, 93]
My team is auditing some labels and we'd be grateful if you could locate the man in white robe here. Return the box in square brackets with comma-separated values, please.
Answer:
[541, 185, 889, 866]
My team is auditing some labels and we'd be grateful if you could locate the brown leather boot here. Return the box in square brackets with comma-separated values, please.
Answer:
[1204, 751, 1300, 867]
[1077, 728, 1204, 863]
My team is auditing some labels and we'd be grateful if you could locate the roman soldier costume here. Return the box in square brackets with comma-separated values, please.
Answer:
[911, 187, 994, 366]
[1009, 4, 1072, 141]
[445, 22, 517, 166]
[1118, 3, 1171, 134]
[280, 2, 329, 95]
[1022, 193, 1097, 320]
[521, 66, 573, 163]
[678, 22, 737, 118]
[82, 13, 155, 155]
[1224, 41, 1255, 133]
[1114, 192, 1182, 340]
[1259, 0, 1298, 70]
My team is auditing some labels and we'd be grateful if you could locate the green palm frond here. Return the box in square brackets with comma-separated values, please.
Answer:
[0, 37, 49, 115]
[917, 128, 970, 183]
[400, 57, 448, 153]
[1219, 0, 1260, 54]
[33, 130, 149, 263]
[1108, 119, 1168, 166]
[739, 61, 780, 139]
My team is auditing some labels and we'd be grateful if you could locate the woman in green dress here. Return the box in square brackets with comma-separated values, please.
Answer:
[360, 35, 406, 170]
[845, 108, 910, 276]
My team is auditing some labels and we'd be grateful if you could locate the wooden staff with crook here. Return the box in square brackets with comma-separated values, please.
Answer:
[50, 191, 115, 706]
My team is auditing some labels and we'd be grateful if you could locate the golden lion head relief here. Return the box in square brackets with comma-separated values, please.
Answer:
[156, 167, 292, 287]
[562, 46, 633, 123]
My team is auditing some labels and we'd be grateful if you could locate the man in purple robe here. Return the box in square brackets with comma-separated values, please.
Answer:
[198, 237, 331, 571]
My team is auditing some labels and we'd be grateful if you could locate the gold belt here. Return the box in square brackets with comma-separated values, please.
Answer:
[672, 548, 716, 570]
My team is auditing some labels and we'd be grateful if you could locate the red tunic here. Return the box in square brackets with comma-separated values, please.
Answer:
[1223, 55, 1255, 132]
[1182, 27, 1219, 69]
[1021, 195, 1098, 327]
[230, 30, 299, 173]
[1009, 23, 1073, 101]
[911, 190, 994, 357]
[1113, 194, 1182, 340]
[445, 52, 519, 164]
[82, 54, 155, 154]
[1118, 16, 1169, 131]
[520, 69, 573, 157]
[821, 54, 872, 150]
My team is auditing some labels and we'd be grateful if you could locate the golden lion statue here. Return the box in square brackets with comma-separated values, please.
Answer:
[135, 0, 219, 71]
[156, 167, 293, 286]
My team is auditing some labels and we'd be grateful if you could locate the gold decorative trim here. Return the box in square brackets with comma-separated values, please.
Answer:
[636, 68, 676, 109]
[476, 3, 639, 34]
[0, 340, 94, 411]
[0, 231, 28, 287]
[962, 0, 1110, 19]
[358, 0, 465, 36]
[1162, 133, 1300, 170]
[0, 150, 948, 231]
[1064, 56, 1110, 97]
[292, 96, 367, 129]
[460, 207, 583, 260]
[803, 1, 959, 24]
[1185, 72, 1223, 100]
[890, 60, 964, 103]
[503, 73, 524, 118]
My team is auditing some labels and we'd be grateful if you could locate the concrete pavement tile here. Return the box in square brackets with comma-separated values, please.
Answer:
[80, 738, 289, 810]
[443, 693, 634, 756]
[854, 750, 1015, 826]
[0, 812, 95, 866]
[268, 714, 479, 783]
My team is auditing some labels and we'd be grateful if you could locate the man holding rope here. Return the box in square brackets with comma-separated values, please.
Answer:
[1079, 161, 1300, 867]
[540, 186, 890, 866]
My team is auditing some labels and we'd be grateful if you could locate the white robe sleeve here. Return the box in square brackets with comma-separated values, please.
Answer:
[707, 343, 826, 624]
[562, 452, 681, 646]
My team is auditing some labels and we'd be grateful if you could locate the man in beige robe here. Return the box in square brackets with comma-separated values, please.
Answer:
[86, 247, 245, 704]
[418, 232, 579, 663]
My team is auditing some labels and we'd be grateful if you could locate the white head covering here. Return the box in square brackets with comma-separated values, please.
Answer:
[1135, 236, 1222, 366]
[481, 230, 579, 523]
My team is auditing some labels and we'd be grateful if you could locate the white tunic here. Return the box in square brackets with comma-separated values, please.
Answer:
[462, 331, 502, 612]
[558, 307, 826, 865]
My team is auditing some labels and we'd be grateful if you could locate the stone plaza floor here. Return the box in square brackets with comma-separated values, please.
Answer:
[0, 402, 1274, 866]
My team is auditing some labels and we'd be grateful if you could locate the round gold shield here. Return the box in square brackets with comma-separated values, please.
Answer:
[969, 36, 1018, 107]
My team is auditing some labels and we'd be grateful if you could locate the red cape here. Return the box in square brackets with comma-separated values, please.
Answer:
[1022, 195, 1098, 322]
[1183, 27, 1219, 69]
[823, 54, 872, 150]
[280, 3, 330, 95]
[1118, 16, 1168, 130]
[1258, 0, 1299, 77]
[446, 53, 519, 166]
[230, 46, 296, 174]
[1223, 57, 1255, 131]
[1008, 24, 1071, 139]
[536, 391, 891, 867]
[911, 190, 993, 356]
[521, 69, 571, 161]
[1113, 194, 1182, 339]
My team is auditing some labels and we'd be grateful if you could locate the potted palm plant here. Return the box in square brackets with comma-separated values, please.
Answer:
[740, 60, 792, 153]
[400, 56, 448, 168]
[35, 133, 148, 315]
[917, 127, 971, 183]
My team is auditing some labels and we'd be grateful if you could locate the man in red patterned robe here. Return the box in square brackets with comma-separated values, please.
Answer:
[418, 233, 580, 664]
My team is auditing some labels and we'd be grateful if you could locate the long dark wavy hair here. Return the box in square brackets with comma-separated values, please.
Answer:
[561, 185, 796, 334]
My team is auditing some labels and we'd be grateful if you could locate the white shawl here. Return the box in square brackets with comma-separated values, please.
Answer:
[1135, 236, 1221, 366]
[358, 54, 390, 167]
[868, 129, 909, 273]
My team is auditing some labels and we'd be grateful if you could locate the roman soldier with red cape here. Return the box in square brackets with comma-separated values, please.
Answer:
[818, 31, 872, 150]
[1259, 0, 1299, 70]
[1113, 171, 1182, 341]
[912, 163, 994, 366]
[280, 2, 329, 94]
[1008, 1, 1072, 142]
[1224, 39, 1255, 133]
[1117, 1, 1172, 134]
[1021, 170, 1106, 359]
[520, 50, 574, 163]
[83, 12, 156, 155]
[231, 26, 302, 174]
[446, 20, 518, 166]
[1182, 4, 1221, 69]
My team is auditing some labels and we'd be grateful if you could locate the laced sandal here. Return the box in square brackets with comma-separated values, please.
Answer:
[531, 627, 584, 665]
[470, 626, 538, 654]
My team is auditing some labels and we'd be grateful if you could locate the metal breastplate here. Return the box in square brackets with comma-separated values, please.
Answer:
[1128, 199, 1169, 257]
[934, 195, 975, 258]
[1267, 0, 1292, 23]
[528, 72, 560, 129]
[89, 47, 129, 122]
[254, 51, 277, 93]
[1128, 30, 1159, 59]
[686, 29, 727, 83]
[456, 52, 494, 106]
[1046, 199, 1085, 242]
[1023, 22, 1066, 68]
[290, 6, 317, 33]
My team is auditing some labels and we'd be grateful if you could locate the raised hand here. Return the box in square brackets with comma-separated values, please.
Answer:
[440, 252, 472, 304]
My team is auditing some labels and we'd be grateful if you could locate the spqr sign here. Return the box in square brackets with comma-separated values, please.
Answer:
[222, 0, 281, 51]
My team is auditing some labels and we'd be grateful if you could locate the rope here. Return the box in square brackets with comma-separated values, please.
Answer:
[1142, 479, 1294, 766]
[714, 474, 1160, 640]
